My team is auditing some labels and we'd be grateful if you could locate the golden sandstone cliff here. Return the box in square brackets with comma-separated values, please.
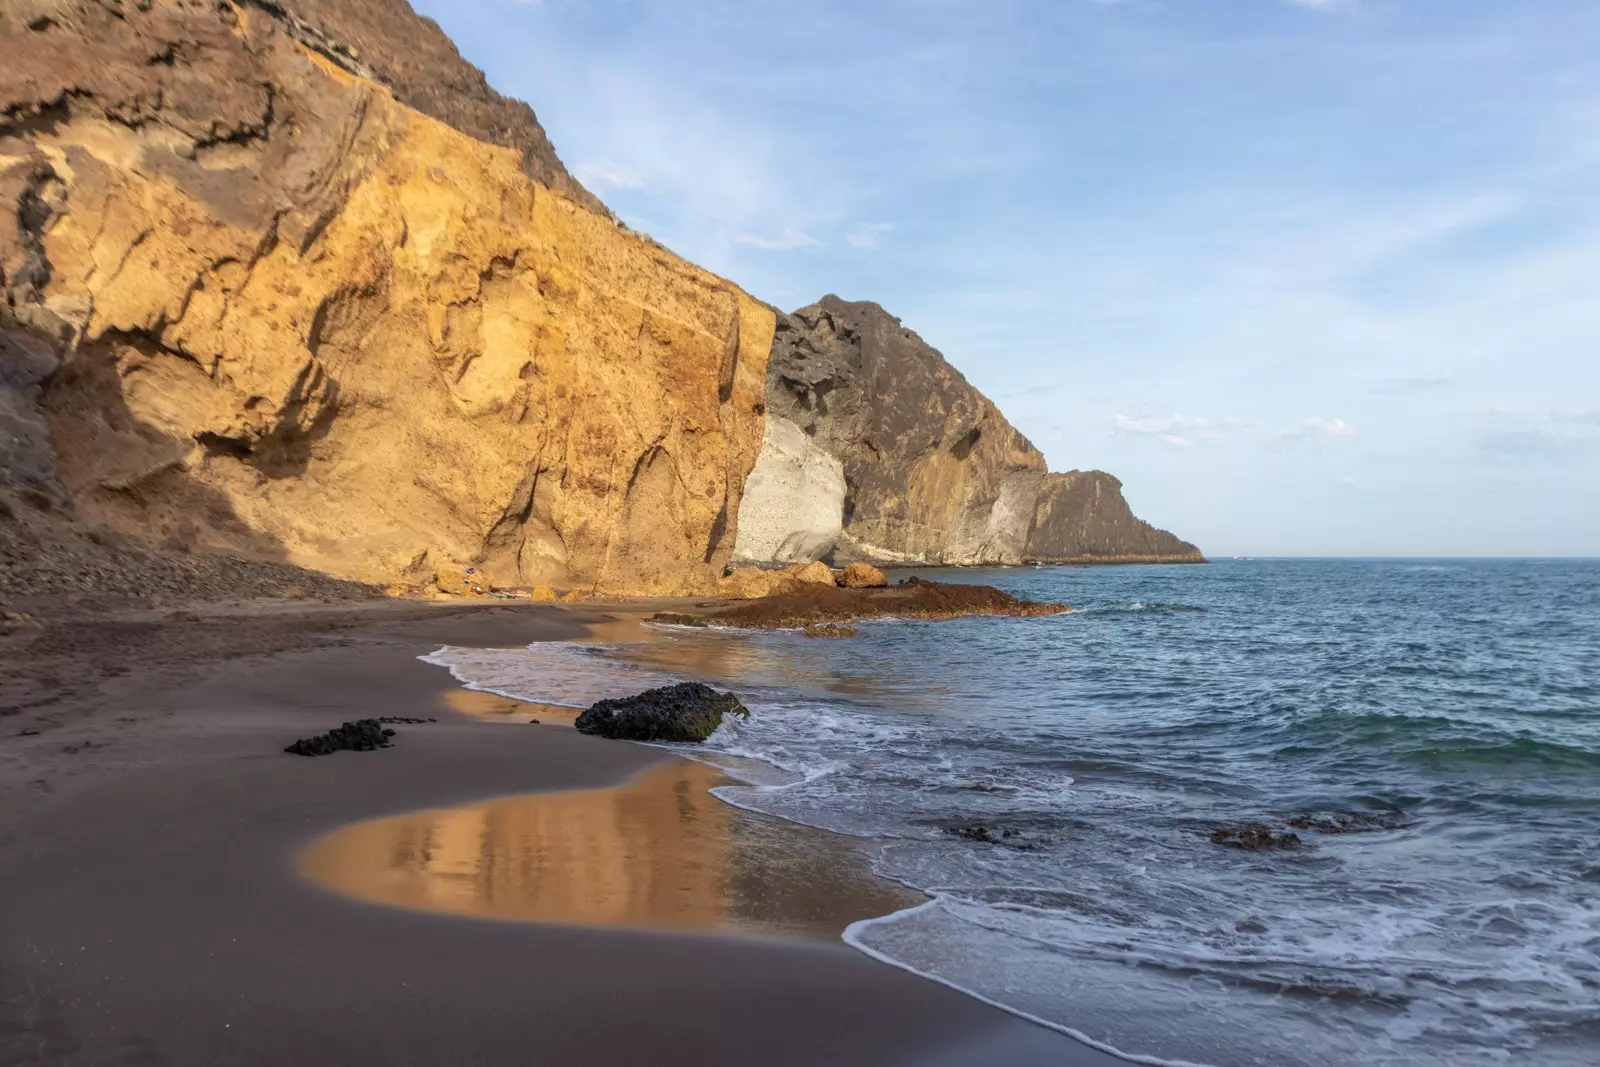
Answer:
[0, 0, 772, 596]
[1, 0, 1199, 604]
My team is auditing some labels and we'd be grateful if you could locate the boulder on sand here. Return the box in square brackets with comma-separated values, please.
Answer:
[717, 560, 838, 600]
[435, 563, 489, 597]
[838, 562, 888, 588]
[783, 560, 837, 586]
[718, 567, 789, 600]
[574, 682, 750, 743]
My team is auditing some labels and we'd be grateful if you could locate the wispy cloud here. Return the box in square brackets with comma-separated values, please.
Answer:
[846, 222, 894, 250]
[1371, 375, 1454, 395]
[1282, 417, 1356, 442]
[1113, 413, 1236, 448]
[735, 228, 824, 251]
[575, 159, 648, 191]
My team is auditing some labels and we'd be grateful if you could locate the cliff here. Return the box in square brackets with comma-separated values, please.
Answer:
[734, 297, 1201, 566]
[0, 0, 772, 596]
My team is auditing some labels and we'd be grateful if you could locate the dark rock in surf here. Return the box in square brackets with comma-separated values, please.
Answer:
[1287, 811, 1407, 835]
[647, 612, 710, 628]
[1210, 823, 1302, 851]
[284, 719, 395, 756]
[943, 821, 1044, 851]
[575, 682, 749, 743]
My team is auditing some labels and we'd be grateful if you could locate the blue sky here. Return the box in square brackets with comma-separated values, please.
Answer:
[412, 0, 1600, 556]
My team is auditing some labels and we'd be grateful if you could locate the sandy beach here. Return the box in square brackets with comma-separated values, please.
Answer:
[0, 601, 1119, 1066]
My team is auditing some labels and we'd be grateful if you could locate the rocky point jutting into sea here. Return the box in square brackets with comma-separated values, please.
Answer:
[734, 296, 1201, 568]
[2, 0, 1197, 602]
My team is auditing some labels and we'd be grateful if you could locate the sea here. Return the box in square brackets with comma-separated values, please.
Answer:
[425, 559, 1600, 1067]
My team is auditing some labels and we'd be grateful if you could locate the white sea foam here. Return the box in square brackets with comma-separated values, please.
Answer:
[844, 900, 1216, 1067]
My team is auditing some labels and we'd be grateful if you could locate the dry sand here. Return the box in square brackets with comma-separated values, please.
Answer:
[0, 600, 1123, 1066]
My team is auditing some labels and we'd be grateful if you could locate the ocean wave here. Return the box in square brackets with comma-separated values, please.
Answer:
[1073, 602, 1209, 616]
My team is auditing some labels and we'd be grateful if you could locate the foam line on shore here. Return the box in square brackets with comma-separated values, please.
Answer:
[842, 901, 1214, 1067]
[420, 645, 589, 709]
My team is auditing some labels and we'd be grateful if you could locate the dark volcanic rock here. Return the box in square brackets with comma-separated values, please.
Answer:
[756, 296, 1201, 565]
[943, 822, 1043, 851]
[1210, 823, 1302, 851]
[802, 622, 858, 638]
[575, 682, 749, 743]
[285, 719, 396, 756]
[659, 577, 1068, 630]
[1287, 811, 1408, 835]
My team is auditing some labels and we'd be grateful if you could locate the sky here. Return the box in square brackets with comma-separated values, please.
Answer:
[411, 0, 1600, 557]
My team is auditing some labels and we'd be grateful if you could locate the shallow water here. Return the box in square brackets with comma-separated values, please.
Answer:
[426, 559, 1600, 1066]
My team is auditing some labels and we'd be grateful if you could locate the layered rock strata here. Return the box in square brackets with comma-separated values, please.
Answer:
[1, 0, 772, 596]
[737, 296, 1201, 566]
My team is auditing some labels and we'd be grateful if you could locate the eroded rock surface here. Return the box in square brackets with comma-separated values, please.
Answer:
[729, 415, 845, 564]
[259, 0, 608, 214]
[745, 296, 1202, 566]
[0, 0, 772, 597]
[838, 561, 886, 588]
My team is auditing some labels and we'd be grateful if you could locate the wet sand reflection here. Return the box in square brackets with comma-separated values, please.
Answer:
[300, 760, 922, 940]
[441, 688, 578, 725]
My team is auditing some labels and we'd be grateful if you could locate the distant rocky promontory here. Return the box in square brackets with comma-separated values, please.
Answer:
[733, 297, 1201, 567]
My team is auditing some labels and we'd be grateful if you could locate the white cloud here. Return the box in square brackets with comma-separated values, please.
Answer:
[1282, 416, 1356, 442]
[846, 222, 894, 250]
[575, 160, 648, 191]
[1113, 413, 1234, 448]
[735, 228, 824, 251]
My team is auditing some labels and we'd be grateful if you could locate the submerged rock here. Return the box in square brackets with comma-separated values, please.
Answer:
[648, 612, 711, 628]
[942, 821, 1044, 851]
[1210, 823, 1302, 851]
[285, 719, 397, 756]
[574, 682, 750, 743]
[1287, 811, 1408, 835]
[803, 622, 858, 638]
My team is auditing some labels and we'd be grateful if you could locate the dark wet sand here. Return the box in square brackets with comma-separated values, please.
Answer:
[0, 604, 1123, 1066]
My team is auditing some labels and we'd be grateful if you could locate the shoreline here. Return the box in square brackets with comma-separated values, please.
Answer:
[0, 597, 1120, 1066]
[420, 610, 1183, 1066]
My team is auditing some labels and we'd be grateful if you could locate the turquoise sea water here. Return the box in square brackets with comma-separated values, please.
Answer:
[430, 559, 1600, 1066]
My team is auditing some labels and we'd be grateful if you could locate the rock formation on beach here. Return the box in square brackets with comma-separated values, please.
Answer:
[734, 296, 1202, 567]
[653, 575, 1069, 631]
[1, 1, 1197, 605]
[575, 681, 750, 744]
[1, 0, 770, 598]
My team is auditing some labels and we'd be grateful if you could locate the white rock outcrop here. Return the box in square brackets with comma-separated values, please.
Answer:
[731, 417, 845, 564]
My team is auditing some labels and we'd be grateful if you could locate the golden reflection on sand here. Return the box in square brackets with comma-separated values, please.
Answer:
[441, 688, 579, 725]
[299, 760, 922, 940]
